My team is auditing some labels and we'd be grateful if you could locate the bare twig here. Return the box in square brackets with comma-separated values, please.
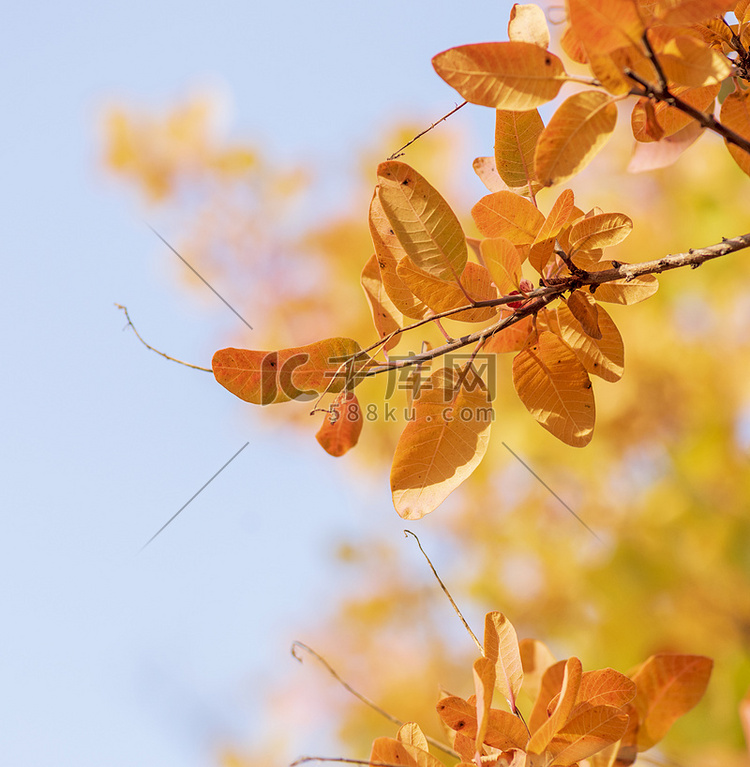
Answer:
[115, 304, 211, 372]
[387, 101, 468, 160]
[290, 642, 460, 760]
[404, 530, 483, 653]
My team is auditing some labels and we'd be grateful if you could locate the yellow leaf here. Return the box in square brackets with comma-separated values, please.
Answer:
[529, 188, 576, 273]
[483, 710, 530, 750]
[587, 267, 659, 304]
[627, 119, 703, 172]
[397, 723, 429, 752]
[508, 3, 551, 49]
[361, 254, 403, 351]
[658, 36, 732, 87]
[472, 190, 545, 243]
[535, 92, 618, 187]
[213, 338, 366, 405]
[568, 0, 645, 54]
[587, 44, 655, 95]
[315, 392, 363, 457]
[480, 238, 522, 294]
[530, 660, 567, 732]
[512, 332, 595, 446]
[547, 705, 629, 766]
[569, 212, 633, 252]
[494, 108, 545, 195]
[432, 42, 568, 111]
[396, 259, 499, 322]
[554, 298, 624, 382]
[630, 654, 713, 751]
[578, 669, 637, 709]
[390, 366, 493, 519]
[528, 657, 584, 754]
[484, 313, 535, 353]
[519, 639, 557, 703]
[377, 161, 467, 281]
[368, 192, 431, 320]
[720, 88, 750, 176]
[484, 612, 524, 712]
[566, 290, 602, 339]
[369, 736, 443, 767]
[473, 656, 496, 749]
[655, 0, 736, 24]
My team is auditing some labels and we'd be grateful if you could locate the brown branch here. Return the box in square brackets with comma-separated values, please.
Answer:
[115, 304, 212, 372]
[387, 101, 467, 160]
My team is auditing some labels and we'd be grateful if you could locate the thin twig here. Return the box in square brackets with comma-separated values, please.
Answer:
[387, 101, 468, 160]
[404, 530, 483, 654]
[115, 304, 211, 372]
[291, 641, 460, 760]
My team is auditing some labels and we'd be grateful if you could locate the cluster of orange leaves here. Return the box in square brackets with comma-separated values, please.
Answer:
[212, 0, 750, 520]
[369, 612, 712, 767]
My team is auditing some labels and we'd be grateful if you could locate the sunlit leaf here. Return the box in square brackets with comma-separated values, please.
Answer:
[494, 108, 545, 195]
[361, 253, 403, 351]
[377, 160, 467, 281]
[369, 735, 443, 767]
[473, 156, 507, 193]
[566, 290, 602, 339]
[587, 44, 654, 95]
[484, 313, 535, 353]
[472, 190, 545, 243]
[568, 0, 645, 54]
[391, 366, 493, 519]
[655, 0, 735, 24]
[481, 237, 523, 294]
[508, 3, 550, 48]
[578, 668, 637, 708]
[628, 120, 703, 171]
[530, 660, 567, 732]
[397, 722, 429, 751]
[213, 338, 366, 405]
[554, 298, 624, 382]
[396, 259, 499, 322]
[529, 188, 576, 273]
[436, 695, 528, 750]
[569, 212, 633, 252]
[519, 639, 557, 704]
[547, 705, 629, 766]
[432, 42, 568, 110]
[632, 84, 719, 142]
[369, 192, 432, 320]
[484, 612, 524, 712]
[315, 392, 363, 457]
[658, 36, 732, 87]
[535, 92, 618, 187]
[473, 656, 495, 749]
[587, 267, 659, 304]
[513, 332, 596, 446]
[630, 654, 713, 750]
[720, 88, 750, 176]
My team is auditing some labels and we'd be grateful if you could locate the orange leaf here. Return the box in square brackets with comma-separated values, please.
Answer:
[473, 656, 496, 749]
[472, 190, 545, 243]
[566, 290, 602, 339]
[658, 36, 732, 87]
[569, 212, 633, 252]
[535, 92, 618, 186]
[432, 42, 568, 111]
[390, 366, 493, 519]
[632, 84, 719, 142]
[587, 44, 655, 95]
[377, 161, 467, 281]
[480, 237, 523, 294]
[436, 696, 528, 751]
[530, 660, 567, 732]
[361, 254, 403, 351]
[315, 392, 363, 457]
[397, 723, 429, 751]
[484, 313, 535, 353]
[547, 705, 629, 766]
[656, 0, 735, 24]
[369, 192, 431, 320]
[484, 612, 524, 712]
[578, 668, 637, 709]
[720, 87, 750, 176]
[396, 259, 499, 323]
[630, 654, 713, 750]
[554, 298, 624, 382]
[436, 695, 477, 736]
[473, 156, 507, 193]
[213, 338, 365, 405]
[627, 119, 703, 172]
[568, 0, 645, 55]
[494, 108, 545, 195]
[587, 268, 659, 305]
[512, 332, 595, 446]
[508, 3, 550, 48]
[520, 639, 557, 704]
[369, 736, 443, 767]
[529, 188, 576, 273]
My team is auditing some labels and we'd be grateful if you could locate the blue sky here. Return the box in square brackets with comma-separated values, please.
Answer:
[1, 2, 517, 765]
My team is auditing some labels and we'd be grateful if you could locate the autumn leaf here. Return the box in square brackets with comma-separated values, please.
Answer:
[569, 212, 633, 252]
[519, 639, 557, 703]
[484, 612, 524, 712]
[567, 0, 645, 55]
[529, 188, 576, 273]
[436, 695, 528, 750]
[630, 654, 713, 750]
[361, 253, 403, 351]
[655, 0, 736, 25]
[472, 190, 545, 243]
[530, 660, 567, 732]
[396, 722, 429, 751]
[473, 656, 495, 749]
[390, 366, 493, 519]
[369, 735, 443, 767]
[720, 87, 750, 176]
[587, 268, 659, 304]
[377, 161, 467, 281]
[631, 84, 719, 142]
[566, 290, 602, 339]
[546, 705, 629, 766]
[508, 3, 550, 49]
[480, 237, 523, 294]
[494, 108, 545, 196]
[578, 668, 637, 709]
[512, 331, 596, 446]
[658, 36, 732, 87]
[432, 42, 568, 110]
[628, 118, 704, 172]
[484, 313, 534, 353]
[535, 91, 618, 187]
[213, 338, 366, 405]
[315, 392, 363, 457]
[473, 156, 507, 193]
